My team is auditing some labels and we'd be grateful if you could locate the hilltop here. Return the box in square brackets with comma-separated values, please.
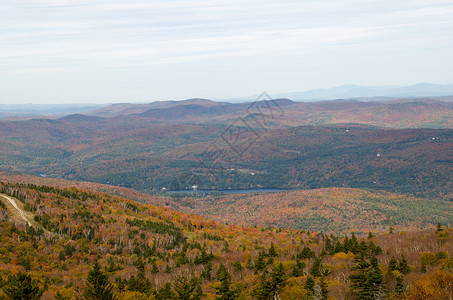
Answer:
[0, 181, 452, 299]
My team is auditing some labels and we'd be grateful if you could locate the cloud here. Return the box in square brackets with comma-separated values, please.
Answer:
[1, 0, 453, 102]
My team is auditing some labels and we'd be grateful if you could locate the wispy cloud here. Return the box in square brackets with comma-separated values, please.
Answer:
[1, 0, 453, 102]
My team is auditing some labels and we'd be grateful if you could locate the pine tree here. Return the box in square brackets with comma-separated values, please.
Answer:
[310, 257, 323, 277]
[173, 275, 203, 300]
[151, 261, 159, 274]
[128, 257, 151, 294]
[3, 271, 43, 300]
[253, 263, 287, 300]
[349, 256, 371, 292]
[83, 260, 117, 300]
[254, 251, 266, 272]
[268, 242, 278, 258]
[398, 255, 410, 274]
[298, 246, 315, 259]
[359, 256, 384, 300]
[216, 263, 231, 282]
[201, 262, 213, 280]
[333, 241, 343, 254]
[269, 263, 287, 294]
[156, 282, 176, 300]
[304, 275, 315, 293]
[420, 263, 427, 273]
[215, 263, 239, 300]
[436, 222, 442, 233]
[319, 277, 329, 300]
[252, 272, 272, 300]
[387, 257, 397, 274]
[291, 259, 305, 277]
[394, 276, 405, 295]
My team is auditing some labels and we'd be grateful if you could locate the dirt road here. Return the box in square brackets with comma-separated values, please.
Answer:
[0, 194, 32, 226]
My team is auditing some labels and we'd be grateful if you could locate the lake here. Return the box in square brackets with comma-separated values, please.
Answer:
[166, 188, 287, 195]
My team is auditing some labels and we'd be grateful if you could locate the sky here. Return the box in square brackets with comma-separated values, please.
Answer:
[1, 0, 453, 104]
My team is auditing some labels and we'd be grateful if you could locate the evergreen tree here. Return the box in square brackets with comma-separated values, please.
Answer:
[201, 262, 213, 280]
[291, 259, 305, 277]
[319, 277, 329, 300]
[398, 255, 410, 274]
[215, 263, 239, 300]
[128, 257, 151, 294]
[436, 222, 442, 233]
[252, 272, 272, 300]
[304, 275, 315, 293]
[151, 261, 159, 274]
[253, 263, 287, 300]
[2, 271, 43, 300]
[387, 257, 397, 274]
[83, 260, 117, 300]
[333, 241, 343, 254]
[298, 246, 315, 259]
[349, 256, 371, 292]
[268, 242, 278, 258]
[216, 263, 231, 282]
[173, 275, 203, 300]
[254, 251, 266, 272]
[420, 263, 427, 273]
[310, 257, 323, 277]
[359, 256, 384, 300]
[394, 276, 405, 296]
[156, 282, 176, 300]
[269, 263, 287, 294]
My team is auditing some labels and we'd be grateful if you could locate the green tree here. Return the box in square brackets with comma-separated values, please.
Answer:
[387, 257, 397, 274]
[349, 256, 370, 293]
[397, 255, 410, 274]
[394, 276, 405, 296]
[201, 262, 213, 280]
[151, 261, 159, 274]
[253, 263, 287, 300]
[173, 275, 203, 300]
[83, 260, 117, 300]
[319, 277, 329, 300]
[359, 256, 384, 300]
[156, 282, 176, 300]
[269, 263, 287, 294]
[304, 275, 315, 293]
[253, 272, 272, 300]
[128, 257, 151, 294]
[2, 271, 43, 300]
[268, 242, 278, 258]
[215, 263, 239, 300]
[254, 251, 266, 273]
[310, 257, 323, 277]
[436, 222, 442, 233]
[291, 259, 305, 277]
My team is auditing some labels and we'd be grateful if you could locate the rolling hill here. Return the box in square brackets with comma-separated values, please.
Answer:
[0, 181, 452, 299]
[0, 110, 451, 198]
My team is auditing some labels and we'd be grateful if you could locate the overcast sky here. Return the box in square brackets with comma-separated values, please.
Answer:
[1, 0, 453, 104]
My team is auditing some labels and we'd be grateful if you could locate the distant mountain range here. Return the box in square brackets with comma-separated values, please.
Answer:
[0, 103, 103, 120]
[271, 83, 453, 101]
[1, 83, 452, 119]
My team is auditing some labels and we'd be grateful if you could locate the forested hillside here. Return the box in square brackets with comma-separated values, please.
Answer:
[171, 188, 453, 235]
[0, 182, 452, 299]
[0, 118, 451, 198]
[2, 171, 451, 235]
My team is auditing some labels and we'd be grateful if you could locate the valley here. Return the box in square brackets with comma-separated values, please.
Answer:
[0, 97, 452, 299]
